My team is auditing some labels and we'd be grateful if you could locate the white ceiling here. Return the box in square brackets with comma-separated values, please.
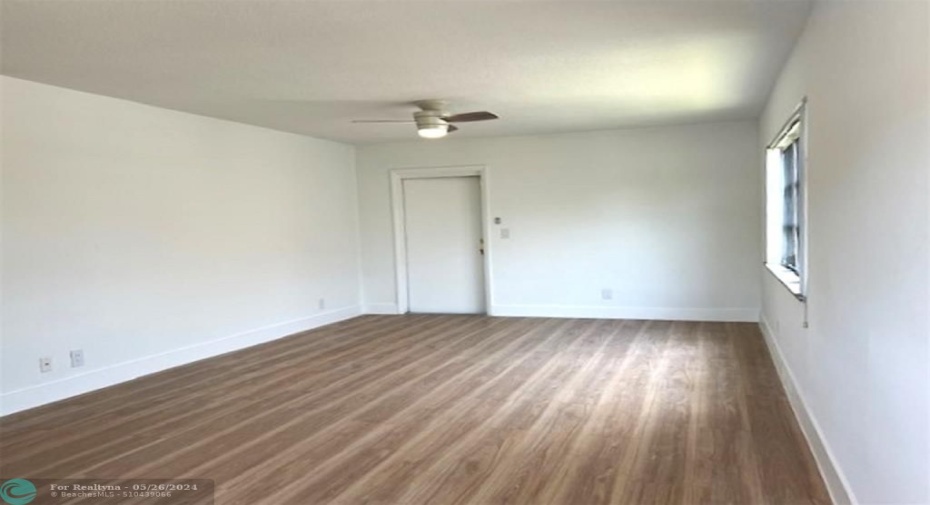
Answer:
[1, 0, 811, 144]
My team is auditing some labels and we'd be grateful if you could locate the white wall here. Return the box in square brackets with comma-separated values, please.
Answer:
[1, 76, 362, 415]
[357, 121, 761, 321]
[759, 1, 929, 503]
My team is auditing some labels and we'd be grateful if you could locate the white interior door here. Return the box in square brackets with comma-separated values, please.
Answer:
[403, 176, 485, 314]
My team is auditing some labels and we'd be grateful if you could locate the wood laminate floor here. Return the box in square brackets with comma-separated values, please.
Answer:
[1, 315, 829, 504]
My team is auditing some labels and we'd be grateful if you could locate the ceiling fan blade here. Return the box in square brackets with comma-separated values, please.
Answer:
[445, 111, 499, 123]
[351, 119, 416, 123]
[448, 124, 459, 133]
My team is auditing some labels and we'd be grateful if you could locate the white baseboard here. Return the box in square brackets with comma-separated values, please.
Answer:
[0, 306, 362, 417]
[489, 304, 759, 322]
[759, 315, 856, 505]
[362, 303, 401, 315]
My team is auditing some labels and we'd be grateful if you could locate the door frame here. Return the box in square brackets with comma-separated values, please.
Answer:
[390, 165, 493, 315]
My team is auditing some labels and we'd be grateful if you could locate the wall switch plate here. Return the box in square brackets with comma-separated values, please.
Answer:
[500, 228, 510, 239]
[39, 357, 52, 373]
[70, 349, 85, 368]
[601, 289, 613, 300]
[318, 298, 326, 310]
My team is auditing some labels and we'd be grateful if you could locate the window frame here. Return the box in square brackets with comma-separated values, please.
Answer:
[765, 99, 808, 301]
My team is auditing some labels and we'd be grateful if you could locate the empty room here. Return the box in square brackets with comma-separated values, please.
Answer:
[0, 0, 927, 504]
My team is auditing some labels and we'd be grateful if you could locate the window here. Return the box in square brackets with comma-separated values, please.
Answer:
[765, 101, 806, 299]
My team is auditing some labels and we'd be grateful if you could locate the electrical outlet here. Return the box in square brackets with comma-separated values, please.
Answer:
[39, 357, 52, 373]
[500, 228, 510, 239]
[70, 349, 85, 368]
[318, 298, 326, 310]
[601, 289, 613, 300]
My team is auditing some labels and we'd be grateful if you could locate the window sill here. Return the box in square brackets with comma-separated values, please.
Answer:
[765, 263, 805, 302]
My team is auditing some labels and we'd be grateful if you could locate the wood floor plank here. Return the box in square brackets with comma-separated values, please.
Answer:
[526, 319, 653, 505]
[70, 315, 515, 478]
[315, 319, 613, 505]
[427, 319, 626, 505]
[9, 315, 479, 476]
[229, 318, 584, 504]
[0, 315, 830, 505]
[1, 314, 399, 435]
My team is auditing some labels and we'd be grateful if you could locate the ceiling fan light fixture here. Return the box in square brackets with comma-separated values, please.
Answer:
[354, 100, 497, 138]
[417, 124, 448, 139]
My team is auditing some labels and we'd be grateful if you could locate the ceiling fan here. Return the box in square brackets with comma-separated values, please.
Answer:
[352, 100, 499, 139]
